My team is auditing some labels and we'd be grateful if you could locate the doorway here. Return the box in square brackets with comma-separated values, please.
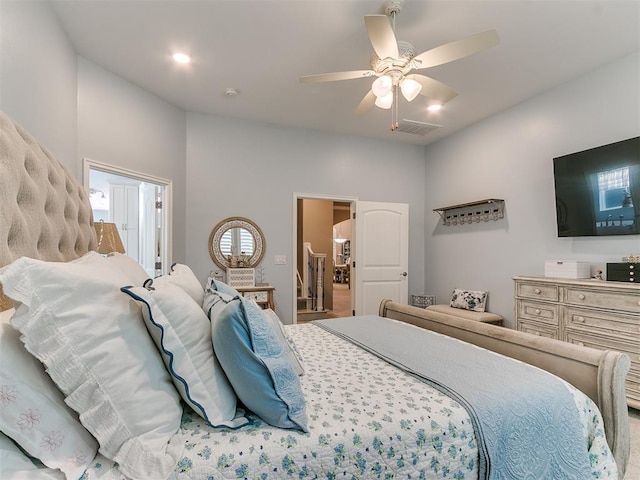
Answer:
[83, 159, 172, 277]
[294, 194, 355, 323]
[293, 193, 410, 324]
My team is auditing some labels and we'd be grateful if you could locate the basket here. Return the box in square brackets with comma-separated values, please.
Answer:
[410, 294, 436, 308]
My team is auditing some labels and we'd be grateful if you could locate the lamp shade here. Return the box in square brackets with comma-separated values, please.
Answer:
[400, 77, 422, 102]
[375, 90, 393, 109]
[94, 221, 125, 254]
[372, 75, 392, 98]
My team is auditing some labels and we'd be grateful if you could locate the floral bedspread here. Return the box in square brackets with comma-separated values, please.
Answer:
[81, 323, 617, 480]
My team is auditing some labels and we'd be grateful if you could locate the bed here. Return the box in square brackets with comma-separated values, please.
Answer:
[0, 111, 631, 480]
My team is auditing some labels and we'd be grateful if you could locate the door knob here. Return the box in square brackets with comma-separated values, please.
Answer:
[401, 272, 408, 277]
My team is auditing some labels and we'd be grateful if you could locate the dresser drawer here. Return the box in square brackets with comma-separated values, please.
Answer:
[242, 290, 269, 303]
[565, 306, 640, 336]
[517, 319, 559, 339]
[565, 287, 640, 314]
[517, 300, 559, 325]
[516, 282, 559, 302]
[564, 330, 640, 373]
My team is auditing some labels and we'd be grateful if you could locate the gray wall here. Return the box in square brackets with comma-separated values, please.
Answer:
[77, 58, 188, 263]
[0, 0, 78, 176]
[0, 0, 188, 264]
[185, 113, 427, 323]
[424, 52, 640, 327]
[3, 0, 637, 327]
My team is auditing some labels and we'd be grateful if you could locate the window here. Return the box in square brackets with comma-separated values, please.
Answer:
[597, 166, 632, 211]
[220, 228, 255, 257]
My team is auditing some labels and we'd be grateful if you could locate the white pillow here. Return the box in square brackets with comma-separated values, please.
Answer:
[152, 263, 204, 306]
[0, 432, 65, 480]
[1, 309, 98, 479]
[450, 288, 488, 312]
[103, 252, 150, 286]
[0, 252, 183, 480]
[122, 283, 247, 428]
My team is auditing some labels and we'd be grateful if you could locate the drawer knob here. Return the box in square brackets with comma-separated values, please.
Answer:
[575, 316, 585, 323]
[535, 309, 541, 315]
[534, 331, 541, 336]
[534, 288, 541, 294]
[577, 342, 584, 347]
[578, 294, 586, 300]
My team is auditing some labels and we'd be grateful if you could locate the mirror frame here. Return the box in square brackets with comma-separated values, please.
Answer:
[208, 216, 265, 269]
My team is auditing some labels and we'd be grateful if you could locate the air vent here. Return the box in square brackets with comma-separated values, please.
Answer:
[395, 119, 441, 136]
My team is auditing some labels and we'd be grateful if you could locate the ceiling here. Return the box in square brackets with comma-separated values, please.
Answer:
[50, 0, 640, 146]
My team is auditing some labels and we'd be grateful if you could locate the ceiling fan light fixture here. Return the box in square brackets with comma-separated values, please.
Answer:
[400, 77, 422, 102]
[372, 75, 393, 98]
[375, 90, 394, 109]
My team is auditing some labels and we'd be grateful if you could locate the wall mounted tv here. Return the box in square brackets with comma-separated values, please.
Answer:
[553, 136, 640, 237]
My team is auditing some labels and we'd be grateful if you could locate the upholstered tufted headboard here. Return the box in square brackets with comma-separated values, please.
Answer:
[0, 112, 97, 311]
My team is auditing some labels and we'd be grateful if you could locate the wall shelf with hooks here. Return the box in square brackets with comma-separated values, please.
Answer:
[433, 199, 505, 226]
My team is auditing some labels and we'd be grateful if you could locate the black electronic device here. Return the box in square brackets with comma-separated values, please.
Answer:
[553, 136, 640, 237]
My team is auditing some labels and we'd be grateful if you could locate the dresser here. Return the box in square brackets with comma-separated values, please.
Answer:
[236, 285, 275, 310]
[514, 276, 640, 408]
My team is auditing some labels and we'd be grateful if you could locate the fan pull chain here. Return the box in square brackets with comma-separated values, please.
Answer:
[390, 85, 399, 131]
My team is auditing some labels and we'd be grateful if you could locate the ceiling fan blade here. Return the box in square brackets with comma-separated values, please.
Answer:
[406, 74, 458, 103]
[300, 70, 375, 84]
[365, 15, 399, 59]
[354, 90, 376, 115]
[413, 29, 499, 69]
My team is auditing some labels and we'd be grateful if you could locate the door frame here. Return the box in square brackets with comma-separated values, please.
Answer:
[83, 158, 173, 275]
[292, 192, 358, 324]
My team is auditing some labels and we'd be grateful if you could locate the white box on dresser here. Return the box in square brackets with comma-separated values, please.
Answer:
[544, 261, 590, 279]
[514, 276, 640, 409]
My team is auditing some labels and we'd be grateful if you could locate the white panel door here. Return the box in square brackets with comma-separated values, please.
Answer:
[354, 201, 409, 315]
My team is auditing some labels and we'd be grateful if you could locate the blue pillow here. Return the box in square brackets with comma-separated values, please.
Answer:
[211, 296, 308, 432]
[203, 287, 238, 321]
[211, 278, 240, 297]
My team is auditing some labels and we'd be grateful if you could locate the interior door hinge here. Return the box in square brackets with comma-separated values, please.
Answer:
[155, 201, 163, 209]
[352, 309, 355, 316]
[352, 212, 356, 219]
[155, 261, 162, 270]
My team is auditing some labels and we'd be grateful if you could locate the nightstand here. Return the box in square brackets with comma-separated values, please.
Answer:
[236, 285, 275, 310]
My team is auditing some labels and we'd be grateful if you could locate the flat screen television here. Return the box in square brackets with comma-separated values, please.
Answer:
[553, 136, 640, 237]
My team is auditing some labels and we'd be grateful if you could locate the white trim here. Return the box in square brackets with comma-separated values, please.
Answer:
[291, 192, 358, 324]
[83, 158, 173, 274]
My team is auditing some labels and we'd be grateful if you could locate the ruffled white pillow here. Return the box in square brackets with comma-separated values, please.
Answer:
[0, 252, 183, 480]
[1, 308, 98, 479]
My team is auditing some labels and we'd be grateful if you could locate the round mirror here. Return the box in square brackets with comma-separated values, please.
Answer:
[208, 217, 265, 269]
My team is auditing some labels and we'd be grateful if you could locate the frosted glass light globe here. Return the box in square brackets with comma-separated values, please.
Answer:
[372, 75, 392, 98]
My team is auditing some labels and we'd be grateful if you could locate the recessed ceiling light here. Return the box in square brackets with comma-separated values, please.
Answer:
[172, 52, 190, 64]
[427, 104, 442, 112]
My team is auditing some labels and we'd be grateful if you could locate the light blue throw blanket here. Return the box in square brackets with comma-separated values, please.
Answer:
[314, 316, 592, 479]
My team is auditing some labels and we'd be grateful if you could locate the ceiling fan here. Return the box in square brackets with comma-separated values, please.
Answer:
[300, 0, 499, 129]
